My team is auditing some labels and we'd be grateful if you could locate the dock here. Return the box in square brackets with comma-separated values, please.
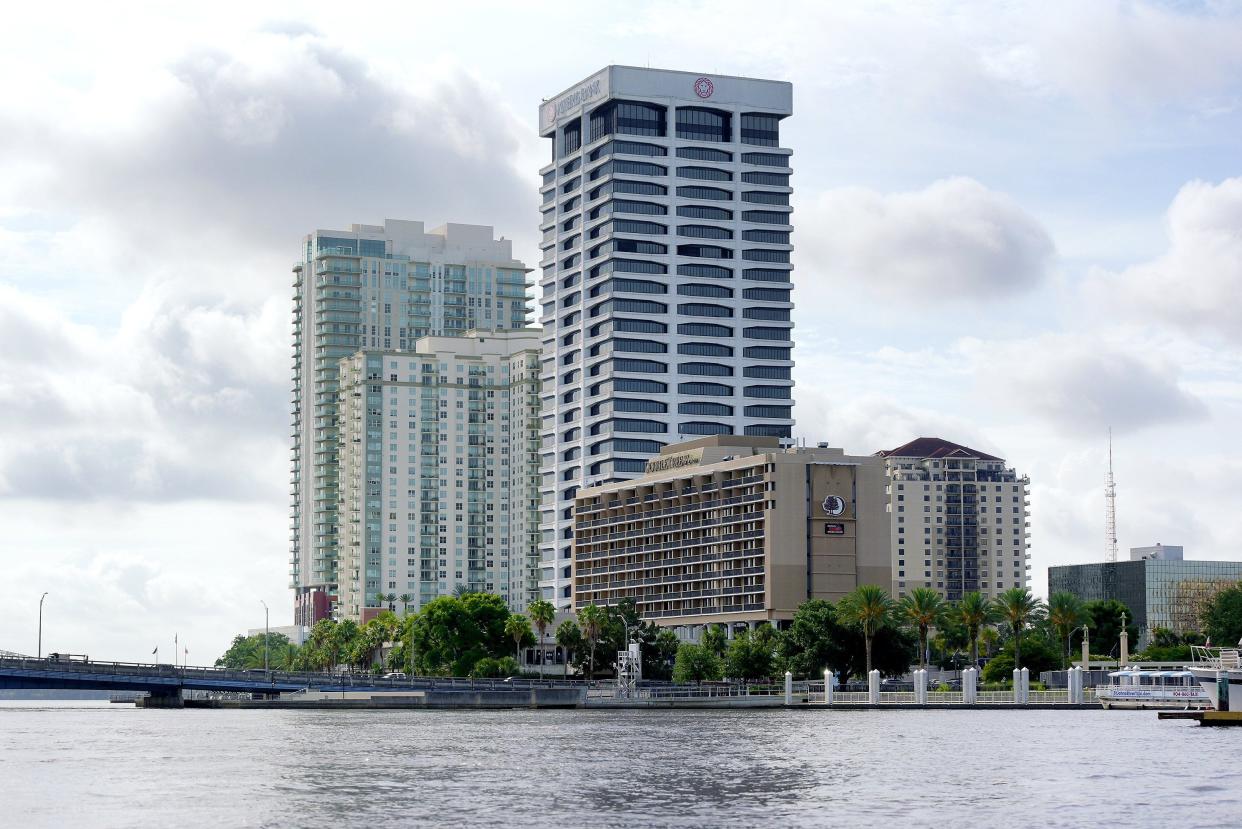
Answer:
[1158, 710, 1242, 727]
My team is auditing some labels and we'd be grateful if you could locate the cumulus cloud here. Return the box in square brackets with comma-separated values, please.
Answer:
[1087, 177, 1242, 341]
[966, 335, 1207, 436]
[797, 177, 1055, 304]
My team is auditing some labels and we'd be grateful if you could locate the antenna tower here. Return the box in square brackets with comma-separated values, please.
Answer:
[1105, 428, 1118, 562]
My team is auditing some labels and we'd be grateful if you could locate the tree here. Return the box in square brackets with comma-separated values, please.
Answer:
[505, 614, 532, 666]
[647, 629, 681, 681]
[779, 600, 851, 679]
[1046, 592, 1086, 669]
[577, 605, 606, 678]
[528, 599, 555, 679]
[701, 624, 728, 658]
[215, 632, 296, 670]
[408, 593, 511, 676]
[954, 592, 998, 668]
[373, 591, 387, 610]
[672, 643, 723, 683]
[981, 636, 1060, 684]
[1078, 599, 1140, 658]
[472, 656, 521, 678]
[899, 587, 944, 670]
[838, 585, 895, 677]
[398, 594, 413, 616]
[555, 619, 583, 677]
[997, 588, 1045, 670]
[725, 626, 777, 680]
[1202, 583, 1242, 646]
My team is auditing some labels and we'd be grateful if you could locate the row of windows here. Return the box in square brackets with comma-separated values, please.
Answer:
[589, 101, 666, 141]
[588, 258, 668, 278]
[678, 146, 732, 162]
[678, 166, 732, 181]
[588, 159, 667, 179]
[589, 140, 667, 160]
[589, 238, 667, 259]
[742, 191, 790, 205]
[741, 171, 790, 186]
[588, 179, 667, 200]
[679, 224, 732, 240]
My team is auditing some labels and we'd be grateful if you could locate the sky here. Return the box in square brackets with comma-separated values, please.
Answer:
[2, 0, 1241, 663]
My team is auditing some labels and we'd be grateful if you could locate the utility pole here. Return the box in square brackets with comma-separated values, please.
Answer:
[1105, 428, 1118, 563]
[38, 592, 48, 659]
[260, 600, 270, 673]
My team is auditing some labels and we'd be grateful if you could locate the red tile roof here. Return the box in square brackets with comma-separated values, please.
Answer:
[876, 437, 1001, 462]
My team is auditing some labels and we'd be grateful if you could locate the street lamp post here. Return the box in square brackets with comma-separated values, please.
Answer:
[38, 592, 48, 659]
[260, 600, 270, 673]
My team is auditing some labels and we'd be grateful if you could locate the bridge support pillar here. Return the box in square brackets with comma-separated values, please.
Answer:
[137, 689, 184, 709]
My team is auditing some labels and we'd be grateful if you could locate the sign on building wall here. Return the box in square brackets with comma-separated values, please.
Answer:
[541, 69, 611, 130]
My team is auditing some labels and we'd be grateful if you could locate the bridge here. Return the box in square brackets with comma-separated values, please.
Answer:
[0, 655, 578, 708]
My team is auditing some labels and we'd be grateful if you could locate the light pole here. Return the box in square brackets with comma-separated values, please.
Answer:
[260, 600, 270, 673]
[37, 592, 48, 659]
[1069, 625, 1089, 671]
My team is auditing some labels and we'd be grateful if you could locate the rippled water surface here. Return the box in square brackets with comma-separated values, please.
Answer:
[1, 702, 1238, 828]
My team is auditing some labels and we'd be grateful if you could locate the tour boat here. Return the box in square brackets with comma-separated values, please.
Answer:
[1096, 669, 1210, 710]
[1186, 647, 1242, 711]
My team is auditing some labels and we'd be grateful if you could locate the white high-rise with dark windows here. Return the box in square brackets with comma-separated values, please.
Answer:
[537, 67, 796, 607]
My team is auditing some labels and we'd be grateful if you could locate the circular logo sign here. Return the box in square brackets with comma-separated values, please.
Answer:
[822, 495, 846, 516]
[694, 77, 714, 99]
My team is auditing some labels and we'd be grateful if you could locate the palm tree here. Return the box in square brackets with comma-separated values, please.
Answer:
[372, 591, 387, 610]
[398, 593, 413, 616]
[577, 605, 606, 679]
[1047, 591, 1085, 670]
[998, 587, 1045, 671]
[555, 619, 580, 678]
[528, 599, 555, 679]
[385, 592, 397, 612]
[505, 614, 532, 668]
[956, 591, 998, 669]
[900, 587, 944, 670]
[839, 585, 894, 678]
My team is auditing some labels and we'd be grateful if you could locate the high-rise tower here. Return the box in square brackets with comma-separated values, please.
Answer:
[290, 220, 530, 624]
[537, 67, 796, 607]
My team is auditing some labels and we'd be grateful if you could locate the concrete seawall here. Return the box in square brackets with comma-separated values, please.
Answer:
[186, 688, 586, 710]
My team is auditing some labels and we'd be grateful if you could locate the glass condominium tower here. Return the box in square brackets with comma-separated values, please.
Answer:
[537, 67, 796, 607]
[290, 220, 531, 624]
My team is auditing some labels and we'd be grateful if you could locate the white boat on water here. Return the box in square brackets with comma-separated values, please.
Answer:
[1186, 646, 1242, 711]
[1096, 669, 1210, 710]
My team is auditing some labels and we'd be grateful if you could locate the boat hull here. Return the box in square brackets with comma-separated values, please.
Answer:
[1187, 667, 1242, 711]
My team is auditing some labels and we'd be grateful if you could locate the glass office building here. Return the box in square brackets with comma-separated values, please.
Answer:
[1049, 559, 1242, 638]
[537, 66, 796, 607]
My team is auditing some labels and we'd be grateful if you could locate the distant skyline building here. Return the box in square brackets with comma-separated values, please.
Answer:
[290, 220, 530, 624]
[1130, 543, 1183, 562]
[573, 436, 891, 629]
[877, 437, 1031, 601]
[538, 66, 797, 607]
[336, 331, 541, 622]
[1049, 558, 1242, 639]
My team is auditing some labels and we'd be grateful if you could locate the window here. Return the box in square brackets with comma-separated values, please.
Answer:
[678, 302, 732, 317]
[744, 307, 790, 321]
[743, 287, 791, 302]
[679, 362, 733, 376]
[677, 146, 732, 162]
[743, 364, 790, 379]
[678, 341, 733, 356]
[677, 283, 732, 298]
[588, 140, 667, 160]
[589, 100, 666, 140]
[589, 179, 667, 199]
[677, 185, 732, 201]
[742, 268, 791, 283]
[676, 244, 732, 260]
[596, 219, 667, 237]
[606, 438, 665, 453]
[744, 345, 791, 360]
[677, 166, 732, 181]
[743, 229, 790, 244]
[607, 418, 667, 434]
[588, 160, 667, 180]
[743, 249, 790, 262]
[742, 210, 790, 225]
[677, 264, 733, 279]
[679, 421, 732, 435]
[612, 358, 667, 373]
[744, 385, 791, 398]
[591, 199, 667, 218]
[611, 338, 667, 354]
[679, 402, 733, 416]
[742, 171, 790, 186]
[612, 318, 667, 334]
[677, 205, 733, 220]
[742, 152, 789, 167]
[676, 107, 731, 142]
[678, 225, 733, 240]
[741, 191, 790, 205]
[678, 382, 732, 396]
[613, 398, 667, 413]
[590, 298, 667, 316]
[746, 424, 791, 438]
[744, 405, 792, 418]
[740, 113, 780, 146]
[561, 120, 581, 157]
[589, 239, 667, 259]
[614, 378, 667, 394]
[678, 322, 733, 337]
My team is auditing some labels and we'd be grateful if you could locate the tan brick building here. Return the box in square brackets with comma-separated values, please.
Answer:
[572, 436, 891, 628]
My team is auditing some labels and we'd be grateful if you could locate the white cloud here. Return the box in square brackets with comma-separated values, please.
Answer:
[797, 177, 1055, 304]
[1087, 177, 1242, 342]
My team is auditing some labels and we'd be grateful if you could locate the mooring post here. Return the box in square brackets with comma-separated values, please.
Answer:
[784, 670, 793, 705]
[868, 669, 880, 705]
[823, 669, 833, 706]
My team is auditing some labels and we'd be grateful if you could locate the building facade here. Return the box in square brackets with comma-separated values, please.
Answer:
[290, 220, 530, 623]
[1130, 543, 1183, 562]
[572, 436, 891, 629]
[336, 331, 542, 622]
[1049, 559, 1242, 638]
[877, 438, 1031, 601]
[538, 66, 797, 608]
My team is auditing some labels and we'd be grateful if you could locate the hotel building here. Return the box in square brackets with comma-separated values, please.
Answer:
[877, 438, 1031, 601]
[572, 436, 891, 629]
[336, 331, 541, 621]
[538, 66, 797, 608]
[290, 220, 530, 623]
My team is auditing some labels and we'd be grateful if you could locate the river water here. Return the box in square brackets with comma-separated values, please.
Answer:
[1, 702, 1237, 828]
